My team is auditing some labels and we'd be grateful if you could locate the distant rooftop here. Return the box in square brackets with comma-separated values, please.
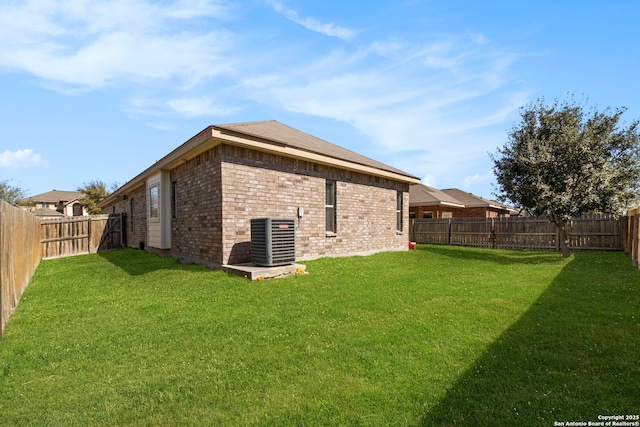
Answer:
[19, 190, 83, 204]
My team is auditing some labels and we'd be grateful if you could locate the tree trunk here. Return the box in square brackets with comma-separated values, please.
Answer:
[554, 219, 571, 258]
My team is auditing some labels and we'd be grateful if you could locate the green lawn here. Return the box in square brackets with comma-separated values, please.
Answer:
[0, 246, 638, 426]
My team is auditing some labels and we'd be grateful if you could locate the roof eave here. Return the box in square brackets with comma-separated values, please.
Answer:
[409, 201, 466, 208]
[100, 127, 217, 207]
[211, 128, 421, 184]
[100, 126, 420, 208]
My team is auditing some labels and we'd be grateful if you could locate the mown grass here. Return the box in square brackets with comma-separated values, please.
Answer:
[0, 246, 638, 426]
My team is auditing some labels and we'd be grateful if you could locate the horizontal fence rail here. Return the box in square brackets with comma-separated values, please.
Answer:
[410, 215, 623, 251]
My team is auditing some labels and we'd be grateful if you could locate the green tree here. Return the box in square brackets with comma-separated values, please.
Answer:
[78, 180, 113, 215]
[491, 97, 640, 257]
[0, 179, 27, 205]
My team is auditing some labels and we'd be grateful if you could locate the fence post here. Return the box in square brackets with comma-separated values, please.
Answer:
[621, 216, 628, 255]
[0, 209, 4, 335]
[409, 218, 414, 242]
[447, 218, 452, 245]
[88, 216, 93, 254]
[631, 214, 640, 267]
[491, 218, 496, 249]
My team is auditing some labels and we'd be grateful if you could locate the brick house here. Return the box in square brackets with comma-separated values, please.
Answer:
[99, 120, 421, 268]
[409, 184, 516, 219]
[409, 184, 465, 219]
[18, 190, 87, 217]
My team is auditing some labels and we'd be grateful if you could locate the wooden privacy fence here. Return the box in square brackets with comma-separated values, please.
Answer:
[410, 215, 623, 251]
[41, 214, 125, 260]
[1, 208, 124, 335]
[0, 201, 41, 336]
[624, 207, 640, 268]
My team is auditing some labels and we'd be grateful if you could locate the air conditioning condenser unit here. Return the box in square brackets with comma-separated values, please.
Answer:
[250, 218, 296, 267]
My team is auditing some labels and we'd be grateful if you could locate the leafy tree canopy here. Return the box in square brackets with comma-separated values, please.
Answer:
[0, 179, 27, 205]
[78, 180, 115, 215]
[491, 96, 640, 257]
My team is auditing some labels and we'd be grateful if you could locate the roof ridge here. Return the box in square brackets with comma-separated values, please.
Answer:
[214, 120, 418, 179]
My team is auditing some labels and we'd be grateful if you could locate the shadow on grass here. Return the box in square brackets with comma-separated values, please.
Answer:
[420, 244, 567, 266]
[97, 248, 206, 276]
[420, 251, 640, 426]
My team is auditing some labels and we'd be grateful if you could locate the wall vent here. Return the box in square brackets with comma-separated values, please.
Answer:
[251, 218, 296, 266]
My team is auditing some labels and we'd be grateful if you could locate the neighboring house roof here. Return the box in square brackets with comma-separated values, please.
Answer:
[442, 188, 520, 215]
[440, 188, 518, 213]
[410, 185, 519, 214]
[63, 198, 82, 208]
[440, 188, 504, 209]
[409, 184, 465, 208]
[19, 190, 83, 204]
[100, 120, 421, 207]
[30, 208, 65, 217]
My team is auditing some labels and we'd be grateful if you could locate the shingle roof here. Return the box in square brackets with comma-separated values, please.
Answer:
[441, 188, 503, 208]
[214, 120, 417, 179]
[20, 190, 82, 204]
[30, 208, 65, 217]
[409, 184, 465, 207]
[410, 185, 518, 213]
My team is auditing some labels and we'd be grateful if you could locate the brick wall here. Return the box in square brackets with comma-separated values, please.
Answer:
[410, 206, 464, 219]
[410, 206, 509, 219]
[219, 145, 408, 265]
[170, 147, 223, 267]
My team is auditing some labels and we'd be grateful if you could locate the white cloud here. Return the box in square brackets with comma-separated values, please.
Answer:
[127, 96, 240, 119]
[269, 1, 356, 40]
[0, 149, 47, 169]
[0, 0, 235, 91]
[422, 174, 437, 188]
[167, 97, 239, 118]
[463, 170, 494, 189]
[238, 34, 529, 198]
[242, 38, 524, 154]
[469, 32, 489, 46]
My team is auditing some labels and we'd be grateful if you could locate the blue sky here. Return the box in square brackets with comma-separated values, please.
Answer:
[1, 0, 638, 200]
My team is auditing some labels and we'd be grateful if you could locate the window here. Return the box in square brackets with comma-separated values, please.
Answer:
[325, 180, 336, 234]
[423, 211, 433, 219]
[149, 184, 159, 219]
[130, 198, 135, 231]
[171, 181, 177, 219]
[442, 212, 453, 219]
[396, 191, 403, 232]
[72, 203, 82, 216]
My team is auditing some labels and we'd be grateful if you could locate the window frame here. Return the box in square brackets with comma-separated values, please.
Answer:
[149, 184, 159, 220]
[325, 180, 337, 235]
[171, 181, 177, 219]
[396, 191, 403, 233]
[130, 198, 135, 231]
